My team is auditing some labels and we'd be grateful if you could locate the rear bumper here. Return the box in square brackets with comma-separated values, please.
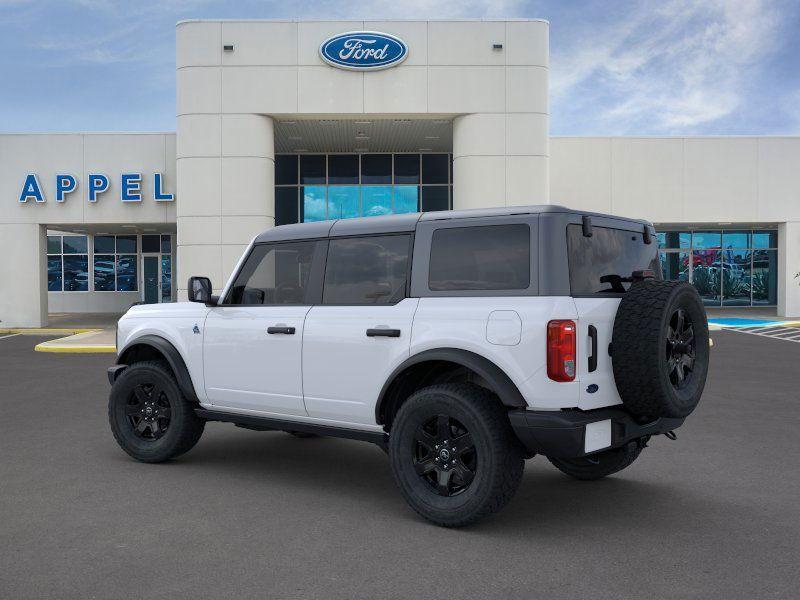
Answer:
[508, 406, 684, 458]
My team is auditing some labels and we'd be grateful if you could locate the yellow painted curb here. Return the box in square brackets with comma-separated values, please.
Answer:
[0, 328, 100, 335]
[34, 343, 116, 354]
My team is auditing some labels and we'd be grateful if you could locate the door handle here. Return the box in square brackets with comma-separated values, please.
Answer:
[267, 326, 295, 335]
[366, 328, 401, 338]
[588, 325, 598, 373]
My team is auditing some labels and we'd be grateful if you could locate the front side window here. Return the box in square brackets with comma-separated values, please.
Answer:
[323, 235, 410, 305]
[227, 241, 317, 305]
[567, 225, 661, 295]
[428, 225, 530, 291]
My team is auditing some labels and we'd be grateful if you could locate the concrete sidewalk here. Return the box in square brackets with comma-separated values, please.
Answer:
[0, 312, 119, 353]
[33, 329, 116, 353]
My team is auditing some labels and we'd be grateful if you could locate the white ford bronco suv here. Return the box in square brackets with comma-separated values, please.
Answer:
[108, 205, 709, 527]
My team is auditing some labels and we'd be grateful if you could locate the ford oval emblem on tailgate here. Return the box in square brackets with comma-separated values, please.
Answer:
[320, 31, 408, 71]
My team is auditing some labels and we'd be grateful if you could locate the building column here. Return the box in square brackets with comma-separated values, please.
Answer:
[0, 224, 47, 327]
[452, 113, 549, 210]
[177, 114, 275, 300]
[777, 221, 800, 318]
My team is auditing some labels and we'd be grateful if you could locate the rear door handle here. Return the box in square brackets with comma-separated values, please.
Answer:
[267, 326, 295, 335]
[588, 325, 598, 372]
[366, 328, 401, 338]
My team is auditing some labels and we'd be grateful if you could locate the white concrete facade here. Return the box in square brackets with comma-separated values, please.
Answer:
[550, 136, 800, 315]
[2, 19, 800, 327]
[0, 133, 176, 326]
[175, 19, 550, 298]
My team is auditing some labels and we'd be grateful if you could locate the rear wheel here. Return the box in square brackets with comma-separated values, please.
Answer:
[108, 361, 205, 463]
[548, 441, 643, 480]
[389, 383, 524, 527]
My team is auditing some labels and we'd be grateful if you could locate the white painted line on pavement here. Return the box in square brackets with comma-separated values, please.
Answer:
[0, 333, 21, 341]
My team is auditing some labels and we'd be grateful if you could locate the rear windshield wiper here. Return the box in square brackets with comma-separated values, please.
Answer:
[599, 270, 656, 293]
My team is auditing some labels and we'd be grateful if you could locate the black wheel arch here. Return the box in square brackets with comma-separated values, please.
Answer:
[376, 348, 527, 428]
[114, 335, 199, 403]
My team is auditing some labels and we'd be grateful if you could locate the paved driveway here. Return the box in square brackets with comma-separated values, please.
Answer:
[1, 331, 798, 599]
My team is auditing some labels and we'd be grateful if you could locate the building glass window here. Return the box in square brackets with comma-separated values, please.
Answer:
[47, 235, 88, 292]
[362, 186, 393, 216]
[142, 234, 160, 253]
[300, 155, 325, 184]
[92, 235, 138, 292]
[328, 155, 358, 184]
[275, 153, 452, 223]
[657, 229, 778, 307]
[302, 186, 327, 222]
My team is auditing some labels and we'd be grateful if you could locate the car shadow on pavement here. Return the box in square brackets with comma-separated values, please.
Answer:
[127, 425, 726, 534]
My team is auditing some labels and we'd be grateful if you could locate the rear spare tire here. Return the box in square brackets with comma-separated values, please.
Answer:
[611, 279, 709, 418]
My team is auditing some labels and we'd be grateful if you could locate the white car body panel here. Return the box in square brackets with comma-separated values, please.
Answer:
[409, 296, 582, 410]
[302, 298, 419, 425]
[573, 297, 625, 410]
[202, 305, 311, 416]
[116, 302, 211, 401]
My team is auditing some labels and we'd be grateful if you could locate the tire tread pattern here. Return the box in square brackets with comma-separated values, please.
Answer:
[108, 360, 205, 463]
[612, 280, 707, 418]
[390, 383, 524, 527]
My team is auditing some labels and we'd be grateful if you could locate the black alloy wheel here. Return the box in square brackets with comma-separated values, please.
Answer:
[412, 414, 477, 497]
[126, 383, 172, 440]
[389, 383, 524, 527]
[109, 361, 205, 463]
[666, 308, 696, 390]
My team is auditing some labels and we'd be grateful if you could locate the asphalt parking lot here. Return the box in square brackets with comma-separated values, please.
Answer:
[1, 331, 799, 599]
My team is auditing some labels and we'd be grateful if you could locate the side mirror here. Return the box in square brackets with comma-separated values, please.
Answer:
[188, 276, 215, 304]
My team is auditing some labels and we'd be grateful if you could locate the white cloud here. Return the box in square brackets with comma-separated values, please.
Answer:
[551, 0, 790, 133]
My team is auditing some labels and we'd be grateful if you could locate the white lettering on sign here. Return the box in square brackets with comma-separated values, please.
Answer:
[338, 38, 390, 61]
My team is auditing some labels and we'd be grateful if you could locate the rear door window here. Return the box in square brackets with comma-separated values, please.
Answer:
[428, 224, 530, 291]
[567, 224, 660, 294]
[323, 235, 411, 305]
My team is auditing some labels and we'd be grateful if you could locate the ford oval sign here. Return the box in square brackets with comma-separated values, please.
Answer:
[319, 31, 408, 71]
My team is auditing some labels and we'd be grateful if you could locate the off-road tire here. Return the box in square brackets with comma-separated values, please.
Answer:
[612, 279, 709, 418]
[548, 441, 643, 480]
[108, 361, 205, 463]
[389, 383, 524, 527]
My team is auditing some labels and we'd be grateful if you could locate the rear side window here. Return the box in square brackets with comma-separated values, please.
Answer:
[428, 224, 530, 291]
[323, 235, 410, 305]
[567, 224, 661, 294]
[226, 241, 316, 305]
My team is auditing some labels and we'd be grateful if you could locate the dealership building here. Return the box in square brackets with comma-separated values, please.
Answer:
[1, 18, 799, 327]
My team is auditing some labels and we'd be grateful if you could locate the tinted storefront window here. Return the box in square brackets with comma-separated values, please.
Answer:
[275, 153, 452, 225]
[658, 229, 778, 307]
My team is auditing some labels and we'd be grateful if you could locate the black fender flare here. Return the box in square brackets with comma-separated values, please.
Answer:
[376, 348, 528, 424]
[115, 335, 199, 403]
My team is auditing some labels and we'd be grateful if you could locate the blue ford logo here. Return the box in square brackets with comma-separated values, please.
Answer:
[319, 31, 408, 71]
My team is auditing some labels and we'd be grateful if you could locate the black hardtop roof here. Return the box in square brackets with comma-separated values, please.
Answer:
[253, 204, 652, 244]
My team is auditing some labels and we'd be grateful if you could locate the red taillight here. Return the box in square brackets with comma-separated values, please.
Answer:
[547, 320, 577, 382]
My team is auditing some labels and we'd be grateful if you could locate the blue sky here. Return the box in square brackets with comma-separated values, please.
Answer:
[0, 0, 798, 135]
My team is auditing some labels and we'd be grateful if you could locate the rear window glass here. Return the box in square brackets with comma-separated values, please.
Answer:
[323, 235, 410, 305]
[567, 224, 660, 294]
[428, 224, 530, 291]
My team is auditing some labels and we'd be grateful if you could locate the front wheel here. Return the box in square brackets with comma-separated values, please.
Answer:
[547, 441, 643, 481]
[389, 383, 524, 527]
[108, 361, 205, 463]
